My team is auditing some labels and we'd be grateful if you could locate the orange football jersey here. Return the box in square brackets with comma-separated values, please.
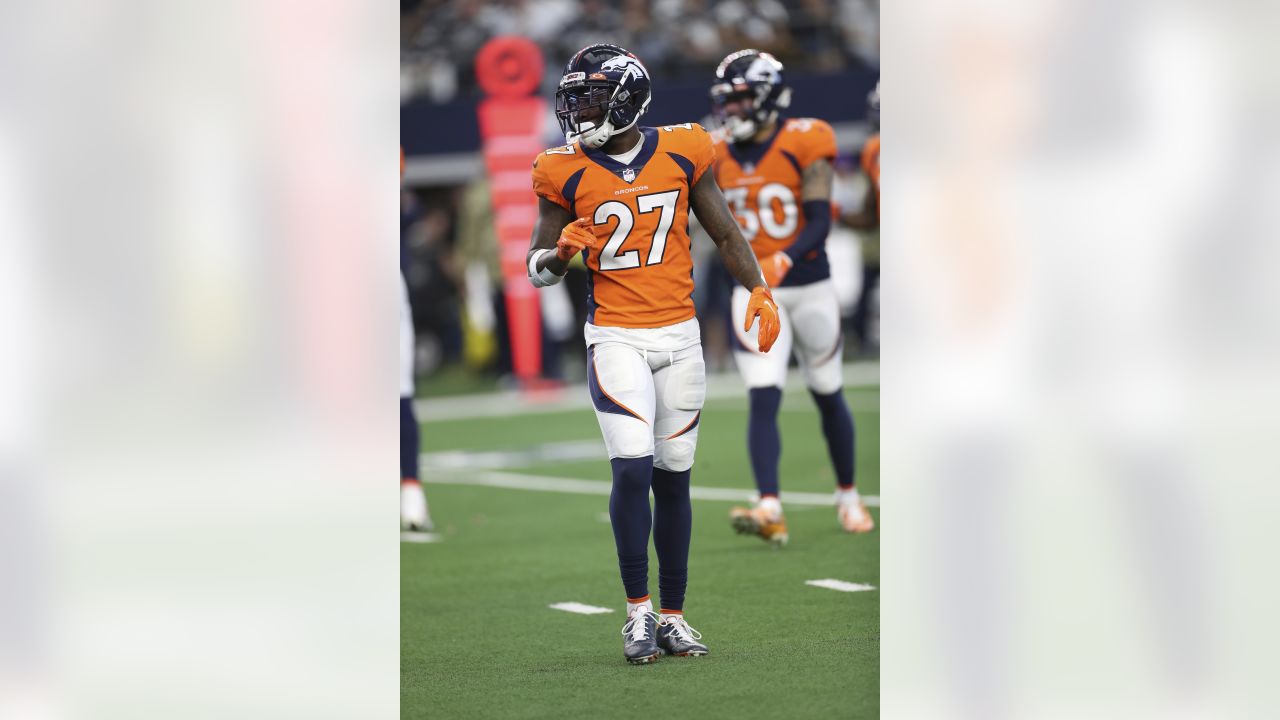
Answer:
[532, 123, 716, 328]
[712, 118, 837, 255]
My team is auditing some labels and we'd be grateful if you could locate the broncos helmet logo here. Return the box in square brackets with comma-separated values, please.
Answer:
[600, 54, 648, 85]
[742, 54, 782, 83]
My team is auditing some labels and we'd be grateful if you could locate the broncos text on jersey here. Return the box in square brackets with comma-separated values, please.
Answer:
[532, 123, 716, 328]
[712, 118, 837, 286]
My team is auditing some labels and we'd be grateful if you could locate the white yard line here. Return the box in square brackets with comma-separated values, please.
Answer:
[805, 579, 877, 593]
[422, 440, 604, 471]
[400, 531, 443, 544]
[422, 469, 879, 508]
[417, 361, 879, 422]
[549, 602, 615, 615]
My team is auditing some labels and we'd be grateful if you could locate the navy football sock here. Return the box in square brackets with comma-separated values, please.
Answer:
[400, 396, 419, 480]
[811, 389, 856, 489]
[609, 456, 654, 601]
[748, 387, 783, 497]
[651, 467, 692, 612]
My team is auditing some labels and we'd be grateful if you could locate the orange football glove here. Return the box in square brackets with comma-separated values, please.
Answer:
[556, 217, 599, 261]
[744, 286, 781, 353]
[761, 251, 793, 288]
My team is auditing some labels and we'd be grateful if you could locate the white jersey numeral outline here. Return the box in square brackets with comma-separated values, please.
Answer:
[724, 183, 797, 242]
[594, 189, 681, 271]
[756, 182, 799, 240]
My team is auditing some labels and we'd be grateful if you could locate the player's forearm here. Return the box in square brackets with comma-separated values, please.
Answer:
[692, 172, 766, 290]
[703, 205, 766, 290]
[716, 236, 766, 291]
[527, 197, 574, 286]
[531, 249, 570, 276]
[786, 158, 836, 258]
[783, 200, 832, 262]
[527, 245, 570, 288]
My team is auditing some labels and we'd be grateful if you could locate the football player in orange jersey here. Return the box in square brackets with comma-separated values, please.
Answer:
[527, 44, 780, 665]
[844, 82, 880, 352]
[709, 50, 875, 546]
[845, 81, 880, 228]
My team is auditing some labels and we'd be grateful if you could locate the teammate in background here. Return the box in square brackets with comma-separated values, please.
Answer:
[401, 147, 432, 532]
[528, 44, 780, 664]
[842, 82, 880, 353]
[710, 50, 875, 546]
[845, 81, 880, 229]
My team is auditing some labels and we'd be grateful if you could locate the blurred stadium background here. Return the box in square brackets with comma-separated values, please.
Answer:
[401, 2, 879, 716]
[400, 0, 879, 394]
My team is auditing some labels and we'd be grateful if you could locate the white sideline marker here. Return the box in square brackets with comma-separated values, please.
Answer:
[805, 579, 876, 593]
[550, 602, 615, 615]
[401, 531, 443, 544]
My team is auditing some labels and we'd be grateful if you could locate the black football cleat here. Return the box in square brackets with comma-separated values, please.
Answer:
[656, 615, 709, 657]
[621, 609, 661, 665]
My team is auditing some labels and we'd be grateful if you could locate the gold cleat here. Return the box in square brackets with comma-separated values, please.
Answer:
[837, 498, 875, 533]
[730, 505, 789, 547]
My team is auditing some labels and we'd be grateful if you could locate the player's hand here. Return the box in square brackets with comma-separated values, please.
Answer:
[744, 286, 781, 353]
[556, 217, 599, 261]
[761, 251, 793, 288]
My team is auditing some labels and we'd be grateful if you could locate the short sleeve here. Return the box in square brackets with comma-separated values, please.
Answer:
[792, 118, 837, 168]
[689, 123, 717, 184]
[531, 154, 569, 210]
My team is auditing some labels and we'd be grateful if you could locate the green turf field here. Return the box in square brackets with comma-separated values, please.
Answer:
[402, 382, 879, 719]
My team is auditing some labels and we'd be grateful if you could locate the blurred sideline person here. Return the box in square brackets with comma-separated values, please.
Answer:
[842, 82, 880, 352]
[401, 148, 432, 532]
[528, 44, 780, 664]
[709, 51, 875, 546]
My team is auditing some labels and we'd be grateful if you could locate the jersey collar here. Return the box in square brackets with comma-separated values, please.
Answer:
[727, 121, 782, 174]
[583, 127, 659, 183]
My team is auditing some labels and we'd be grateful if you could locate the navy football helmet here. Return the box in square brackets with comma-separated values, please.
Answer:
[555, 44, 652, 149]
[710, 49, 792, 143]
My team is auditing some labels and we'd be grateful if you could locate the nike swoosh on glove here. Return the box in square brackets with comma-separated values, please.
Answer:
[744, 286, 781, 353]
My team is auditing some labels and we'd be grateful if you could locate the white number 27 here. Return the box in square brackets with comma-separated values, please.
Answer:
[594, 190, 681, 271]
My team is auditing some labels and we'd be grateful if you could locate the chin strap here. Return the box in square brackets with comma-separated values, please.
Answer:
[726, 116, 756, 142]
[568, 118, 614, 149]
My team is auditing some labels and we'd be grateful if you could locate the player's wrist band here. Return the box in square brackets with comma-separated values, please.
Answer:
[528, 248, 563, 287]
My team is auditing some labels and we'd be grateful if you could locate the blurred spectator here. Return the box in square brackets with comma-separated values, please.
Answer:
[453, 177, 504, 372]
[401, 0, 879, 103]
[792, 0, 851, 71]
[402, 191, 463, 374]
[713, 0, 791, 58]
[552, 0, 625, 73]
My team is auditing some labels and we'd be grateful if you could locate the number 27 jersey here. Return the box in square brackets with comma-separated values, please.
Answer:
[532, 124, 716, 329]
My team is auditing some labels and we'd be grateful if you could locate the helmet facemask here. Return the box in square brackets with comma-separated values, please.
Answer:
[556, 79, 618, 148]
[711, 81, 791, 143]
[712, 83, 773, 142]
[556, 77, 647, 149]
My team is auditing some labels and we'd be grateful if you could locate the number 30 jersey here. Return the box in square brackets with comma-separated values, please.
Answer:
[532, 123, 716, 329]
[712, 118, 837, 286]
